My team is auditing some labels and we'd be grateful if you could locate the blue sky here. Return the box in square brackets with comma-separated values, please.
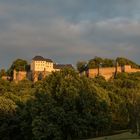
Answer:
[1, 0, 140, 68]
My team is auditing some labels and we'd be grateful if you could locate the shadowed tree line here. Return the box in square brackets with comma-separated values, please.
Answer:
[0, 69, 140, 139]
[0, 57, 140, 139]
[0, 59, 30, 78]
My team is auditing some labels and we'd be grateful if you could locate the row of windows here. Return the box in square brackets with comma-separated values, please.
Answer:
[35, 64, 45, 66]
[36, 64, 52, 66]
[35, 63, 52, 66]
[35, 61, 45, 63]
[35, 61, 52, 64]
[36, 66, 53, 69]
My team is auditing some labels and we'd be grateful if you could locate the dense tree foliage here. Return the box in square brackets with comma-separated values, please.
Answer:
[7, 59, 28, 76]
[88, 57, 104, 68]
[78, 57, 140, 70]
[76, 61, 87, 73]
[20, 69, 111, 140]
[0, 69, 7, 78]
[116, 57, 140, 68]
[88, 57, 115, 69]
[1, 67, 140, 139]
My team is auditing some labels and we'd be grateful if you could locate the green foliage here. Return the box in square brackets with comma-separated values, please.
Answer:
[0, 79, 35, 140]
[1, 66, 140, 139]
[87, 57, 139, 69]
[0, 96, 19, 140]
[18, 69, 111, 140]
[88, 57, 114, 68]
[76, 61, 87, 73]
[0, 69, 7, 78]
[7, 59, 28, 76]
[116, 57, 139, 68]
[102, 58, 114, 67]
[0, 96, 17, 115]
[88, 57, 103, 68]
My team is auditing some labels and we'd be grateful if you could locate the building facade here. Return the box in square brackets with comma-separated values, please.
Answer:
[31, 56, 54, 72]
[30, 56, 73, 82]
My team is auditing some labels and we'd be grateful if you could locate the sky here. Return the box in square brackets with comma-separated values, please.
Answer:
[1, 0, 140, 69]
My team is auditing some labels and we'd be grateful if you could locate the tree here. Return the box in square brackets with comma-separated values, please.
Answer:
[19, 69, 111, 140]
[76, 61, 87, 73]
[88, 57, 114, 69]
[0, 69, 7, 78]
[0, 96, 20, 140]
[1, 57, 140, 139]
[88, 57, 103, 68]
[116, 57, 139, 68]
[103, 58, 114, 67]
[7, 59, 28, 76]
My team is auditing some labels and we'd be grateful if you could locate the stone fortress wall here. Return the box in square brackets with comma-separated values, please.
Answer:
[12, 56, 140, 82]
[88, 65, 140, 80]
[13, 70, 27, 82]
[13, 64, 140, 82]
[13, 68, 54, 82]
[31, 70, 52, 82]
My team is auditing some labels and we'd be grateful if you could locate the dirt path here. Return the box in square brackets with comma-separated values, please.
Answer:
[86, 132, 140, 140]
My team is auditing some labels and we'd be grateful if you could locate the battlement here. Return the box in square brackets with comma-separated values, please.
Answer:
[12, 64, 140, 82]
[88, 65, 140, 80]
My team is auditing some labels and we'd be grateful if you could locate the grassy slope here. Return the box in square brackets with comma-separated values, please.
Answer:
[86, 132, 140, 140]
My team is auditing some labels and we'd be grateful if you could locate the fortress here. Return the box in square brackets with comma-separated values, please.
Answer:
[12, 56, 140, 82]
[87, 65, 140, 80]
[13, 56, 73, 82]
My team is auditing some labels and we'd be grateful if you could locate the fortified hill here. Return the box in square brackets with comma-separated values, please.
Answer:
[13, 56, 73, 82]
[12, 56, 140, 82]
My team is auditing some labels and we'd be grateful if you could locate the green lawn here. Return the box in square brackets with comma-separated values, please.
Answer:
[86, 132, 140, 140]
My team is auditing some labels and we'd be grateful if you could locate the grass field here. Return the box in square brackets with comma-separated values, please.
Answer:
[86, 132, 140, 140]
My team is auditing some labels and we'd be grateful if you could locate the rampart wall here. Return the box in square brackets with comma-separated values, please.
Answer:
[88, 65, 140, 80]
[13, 65, 140, 82]
[13, 70, 27, 82]
[13, 70, 52, 82]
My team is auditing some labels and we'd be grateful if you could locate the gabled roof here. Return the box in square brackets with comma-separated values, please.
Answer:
[32, 56, 45, 61]
[32, 56, 53, 62]
[45, 58, 53, 62]
[54, 64, 73, 69]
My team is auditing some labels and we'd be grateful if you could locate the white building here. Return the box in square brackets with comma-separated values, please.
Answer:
[31, 55, 73, 73]
[31, 56, 54, 72]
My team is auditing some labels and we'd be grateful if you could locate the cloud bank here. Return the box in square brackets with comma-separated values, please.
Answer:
[0, 0, 140, 68]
